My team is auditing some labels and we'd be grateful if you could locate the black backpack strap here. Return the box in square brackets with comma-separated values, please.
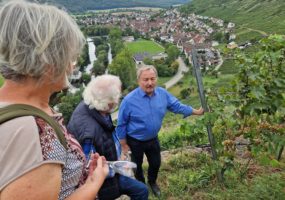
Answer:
[0, 104, 67, 149]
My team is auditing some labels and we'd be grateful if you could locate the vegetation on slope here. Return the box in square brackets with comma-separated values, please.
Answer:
[153, 34, 285, 199]
[147, 151, 285, 200]
[180, 0, 285, 34]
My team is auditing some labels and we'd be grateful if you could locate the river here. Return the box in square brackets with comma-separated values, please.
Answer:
[85, 37, 112, 75]
[108, 43, 112, 65]
[85, 37, 97, 75]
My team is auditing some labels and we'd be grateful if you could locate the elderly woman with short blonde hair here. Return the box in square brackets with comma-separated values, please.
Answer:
[68, 74, 149, 200]
[0, 1, 108, 199]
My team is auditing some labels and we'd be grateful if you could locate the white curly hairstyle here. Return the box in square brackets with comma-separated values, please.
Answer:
[83, 74, 122, 111]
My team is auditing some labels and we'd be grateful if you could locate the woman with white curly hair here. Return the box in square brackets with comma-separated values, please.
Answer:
[67, 74, 148, 200]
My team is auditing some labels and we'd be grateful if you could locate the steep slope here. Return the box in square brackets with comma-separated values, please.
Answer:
[180, 0, 285, 34]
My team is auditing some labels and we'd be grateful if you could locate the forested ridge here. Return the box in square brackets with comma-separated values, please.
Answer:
[35, 0, 191, 12]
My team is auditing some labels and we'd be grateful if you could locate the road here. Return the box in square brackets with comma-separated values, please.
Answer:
[244, 27, 268, 37]
[164, 56, 189, 89]
[214, 50, 223, 71]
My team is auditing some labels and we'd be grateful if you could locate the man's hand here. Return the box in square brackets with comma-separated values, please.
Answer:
[192, 107, 204, 115]
[120, 139, 130, 160]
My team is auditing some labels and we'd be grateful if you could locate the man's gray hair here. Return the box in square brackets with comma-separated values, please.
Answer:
[136, 65, 158, 79]
[83, 75, 122, 111]
[0, 0, 85, 83]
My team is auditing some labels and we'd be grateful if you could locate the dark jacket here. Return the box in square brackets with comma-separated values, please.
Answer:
[67, 101, 120, 200]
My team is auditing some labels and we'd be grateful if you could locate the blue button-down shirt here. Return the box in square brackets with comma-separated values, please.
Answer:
[116, 87, 193, 141]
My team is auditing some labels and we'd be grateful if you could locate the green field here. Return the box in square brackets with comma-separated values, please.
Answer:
[125, 39, 164, 55]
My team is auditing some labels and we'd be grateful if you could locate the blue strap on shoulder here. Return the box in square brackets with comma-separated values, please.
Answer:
[83, 138, 115, 178]
[83, 138, 96, 159]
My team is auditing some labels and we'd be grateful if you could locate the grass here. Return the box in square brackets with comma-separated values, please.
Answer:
[125, 39, 164, 55]
[145, 151, 285, 200]
[157, 76, 172, 87]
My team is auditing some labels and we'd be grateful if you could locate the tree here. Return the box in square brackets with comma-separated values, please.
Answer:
[108, 48, 136, 89]
[170, 61, 179, 72]
[77, 43, 90, 71]
[81, 73, 91, 85]
[143, 57, 154, 65]
[155, 63, 173, 77]
[109, 27, 122, 41]
[93, 37, 104, 46]
[82, 25, 110, 37]
[96, 44, 108, 56]
[110, 39, 124, 57]
[97, 50, 108, 67]
[57, 89, 83, 125]
[93, 60, 105, 76]
[166, 45, 180, 64]
[123, 27, 133, 36]
[133, 30, 141, 40]
[212, 31, 225, 43]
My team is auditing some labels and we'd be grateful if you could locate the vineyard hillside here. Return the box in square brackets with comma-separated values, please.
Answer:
[181, 0, 285, 34]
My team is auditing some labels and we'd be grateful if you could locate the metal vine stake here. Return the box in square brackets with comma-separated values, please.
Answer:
[191, 48, 223, 183]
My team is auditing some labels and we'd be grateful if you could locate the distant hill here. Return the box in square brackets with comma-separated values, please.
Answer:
[35, 0, 191, 13]
[180, 0, 285, 34]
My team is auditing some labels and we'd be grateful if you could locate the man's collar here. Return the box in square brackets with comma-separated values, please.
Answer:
[138, 87, 156, 97]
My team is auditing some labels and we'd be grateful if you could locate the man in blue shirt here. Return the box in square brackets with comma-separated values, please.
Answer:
[116, 65, 204, 197]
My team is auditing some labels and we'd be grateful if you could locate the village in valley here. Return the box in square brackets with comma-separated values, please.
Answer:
[76, 8, 241, 71]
